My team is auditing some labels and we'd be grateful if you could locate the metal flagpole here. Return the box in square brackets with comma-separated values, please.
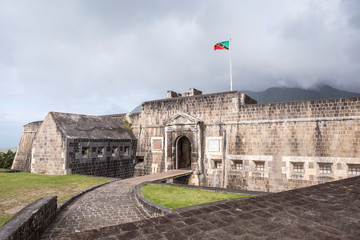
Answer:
[229, 38, 233, 91]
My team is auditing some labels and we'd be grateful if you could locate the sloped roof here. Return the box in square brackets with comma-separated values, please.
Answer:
[49, 112, 135, 140]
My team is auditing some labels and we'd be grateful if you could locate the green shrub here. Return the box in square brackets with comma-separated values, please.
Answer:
[0, 150, 16, 169]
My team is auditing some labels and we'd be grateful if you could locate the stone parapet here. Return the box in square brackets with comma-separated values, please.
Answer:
[0, 196, 57, 240]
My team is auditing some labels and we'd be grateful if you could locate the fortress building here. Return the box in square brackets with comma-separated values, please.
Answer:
[12, 88, 360, 192]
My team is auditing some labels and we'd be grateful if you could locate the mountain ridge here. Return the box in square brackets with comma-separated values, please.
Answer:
[243, 85, 360, 104]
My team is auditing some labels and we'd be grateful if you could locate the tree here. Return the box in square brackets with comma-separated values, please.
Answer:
[0, 150, 16, 169]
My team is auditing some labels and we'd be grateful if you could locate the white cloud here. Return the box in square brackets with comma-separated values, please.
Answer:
[0, 0, 360, 148]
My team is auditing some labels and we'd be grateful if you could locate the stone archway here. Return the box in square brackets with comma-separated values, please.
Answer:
[176, 136, 191, 169]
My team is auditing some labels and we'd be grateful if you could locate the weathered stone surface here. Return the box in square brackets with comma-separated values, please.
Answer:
[0, 196, 57, 240]
[11, 121, 42, 171]
[53, 176, 360, 239]
[41, 181, 148, 239]
[13, 89, 360, 193]
[129, 91, 360, 192]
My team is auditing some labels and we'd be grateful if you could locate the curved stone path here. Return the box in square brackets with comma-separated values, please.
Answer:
[41, 170, 192, 239]
[41, 181, 148, 239]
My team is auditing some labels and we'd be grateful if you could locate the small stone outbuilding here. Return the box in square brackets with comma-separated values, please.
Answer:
[13, 112, 137, 178]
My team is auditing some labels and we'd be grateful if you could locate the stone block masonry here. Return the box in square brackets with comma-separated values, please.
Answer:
[12, 121, 43, 172]
[31, 114, 65, 175]
[0, 196, 57, 240]
[67, 138, 137, 178]
[12, 89, 360, 192]
[128, 90, 360, 192]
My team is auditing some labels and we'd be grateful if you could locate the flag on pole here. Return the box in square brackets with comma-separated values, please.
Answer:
[214, 39, 233, 91]
[214, 41, 230, 50]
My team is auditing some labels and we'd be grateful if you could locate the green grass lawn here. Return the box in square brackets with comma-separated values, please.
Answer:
[0, 172, 108, 226]
[141, 184, 251, 209]
[0, 169, 8, 172]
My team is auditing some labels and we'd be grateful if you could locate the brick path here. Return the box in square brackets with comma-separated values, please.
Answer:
[44, 176, 360, 240]
[41, 170, 192, 239]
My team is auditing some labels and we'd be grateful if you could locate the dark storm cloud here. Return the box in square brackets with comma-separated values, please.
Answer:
[1, 0, 360, 148]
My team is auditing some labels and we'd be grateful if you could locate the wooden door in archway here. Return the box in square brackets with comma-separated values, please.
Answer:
[176, 136, 191, 169]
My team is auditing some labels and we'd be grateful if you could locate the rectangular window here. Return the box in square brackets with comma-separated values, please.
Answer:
[255, 161, 265, 172]
[232, 160, 243, 170]
[136, 156, 144, 163]
[319, 163, 332, 174]
[293, 163, 304, 173]
[81, 147, 89, 157]
[112, 146, 118, 156]
[124, 146, 130, 156]
[214, 160, 222, 169]
[97, 147, 104, 157]
[120, 146, 123, 152]
[348, 164, 360, 175]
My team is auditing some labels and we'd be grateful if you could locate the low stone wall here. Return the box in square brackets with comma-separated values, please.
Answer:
[134, 182, 267, 217]
[0, 196, 57, 240]
[134, 182, 174, 217]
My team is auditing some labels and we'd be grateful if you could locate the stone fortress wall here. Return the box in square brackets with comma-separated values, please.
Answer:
[128, 88, 360, 192]
[12, 87, 360, 192]
[12, 121, 43, 171]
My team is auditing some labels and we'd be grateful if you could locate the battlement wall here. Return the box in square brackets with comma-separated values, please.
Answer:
[236, 96, 360, 122]
[138, 91, 256, 125]
[132, 92, 360, 128]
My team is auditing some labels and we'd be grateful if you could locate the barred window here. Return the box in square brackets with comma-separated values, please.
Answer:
[319, 164, 332, 174]
[255, 161, 265, 172]
[348, 165, 360, 175]
[293, 163, 304, 173]
[232, 160, 243, 170]
[214, 161, 222, 169]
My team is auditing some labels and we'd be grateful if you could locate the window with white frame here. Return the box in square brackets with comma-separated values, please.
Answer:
[255, 161, 265, 172]
[348, 164, 360, 175]
[292, 163, 304, 173]
[232, 160, 243, 170]
[319, 163, 332, 174]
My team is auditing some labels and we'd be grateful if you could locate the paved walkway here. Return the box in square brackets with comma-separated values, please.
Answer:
[44, 176, 360, 240]
[41, 170, 192, 239]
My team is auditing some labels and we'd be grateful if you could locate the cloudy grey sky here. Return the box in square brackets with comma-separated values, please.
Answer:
[1, 0, 360, 148]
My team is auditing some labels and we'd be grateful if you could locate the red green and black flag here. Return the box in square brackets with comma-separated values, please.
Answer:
[214, 41, 230, 50]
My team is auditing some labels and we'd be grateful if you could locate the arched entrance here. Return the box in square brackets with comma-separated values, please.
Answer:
[175, 136, 191, 169]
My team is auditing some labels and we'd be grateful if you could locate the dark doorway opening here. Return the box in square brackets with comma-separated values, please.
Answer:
[176, 136, 191, 169]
